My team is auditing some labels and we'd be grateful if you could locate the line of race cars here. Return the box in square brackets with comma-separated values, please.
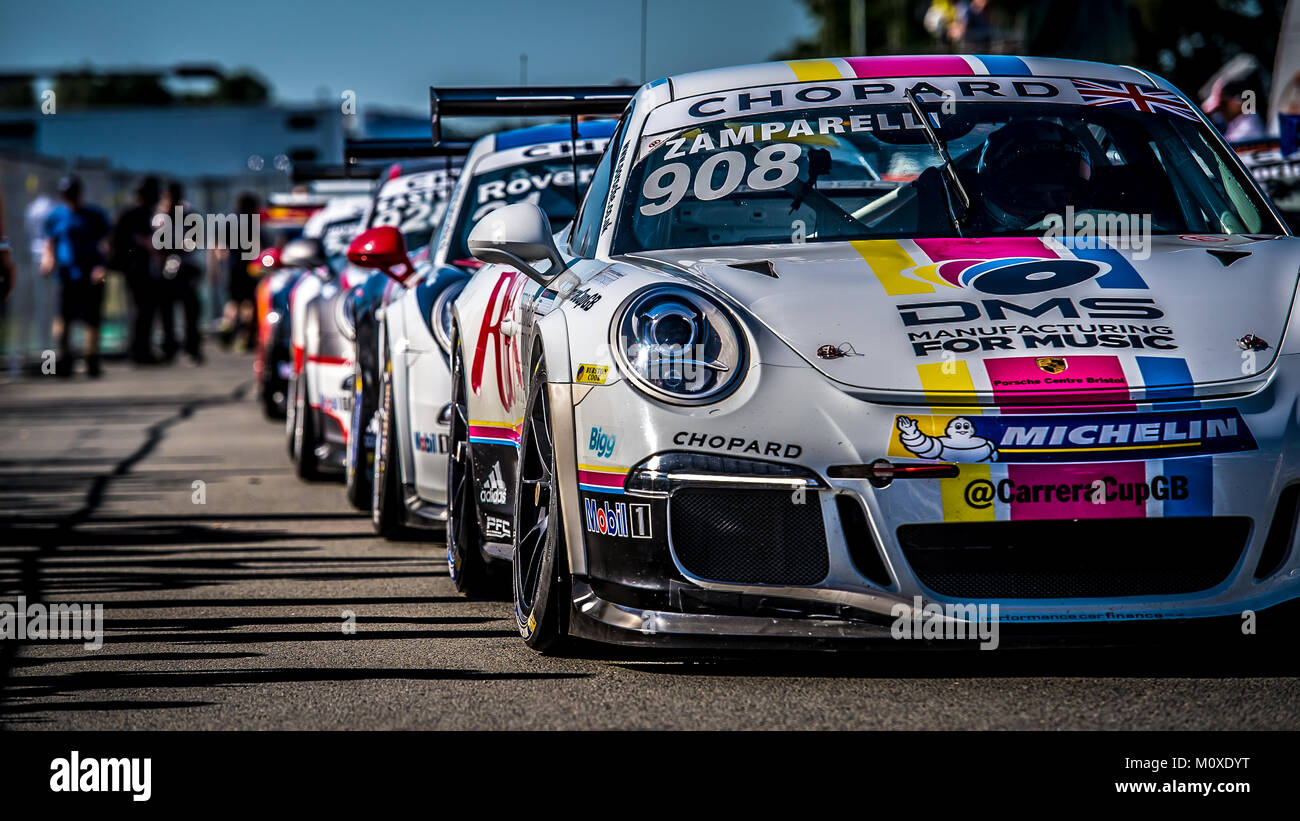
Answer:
[252, 55, 1300, 653]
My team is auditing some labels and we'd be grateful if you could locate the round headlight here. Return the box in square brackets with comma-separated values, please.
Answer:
[433, 280, 466, 353]
[612, 285, 746, 404]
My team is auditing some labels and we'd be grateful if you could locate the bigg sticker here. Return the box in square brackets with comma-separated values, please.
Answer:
[889, 409, 1256, 464]
[588, 426, 616, 458]
[576, 364, 609, 384]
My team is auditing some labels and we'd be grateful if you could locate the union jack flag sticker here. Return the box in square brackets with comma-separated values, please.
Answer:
[1071, 79, 1199, 121]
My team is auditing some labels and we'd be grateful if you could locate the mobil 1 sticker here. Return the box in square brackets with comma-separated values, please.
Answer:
[584, 496, 652, 539]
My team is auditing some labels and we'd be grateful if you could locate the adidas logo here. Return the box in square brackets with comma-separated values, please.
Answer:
[480, 462, 507, 505]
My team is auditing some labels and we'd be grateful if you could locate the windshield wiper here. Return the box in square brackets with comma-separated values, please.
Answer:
[904, 86, 972, 235]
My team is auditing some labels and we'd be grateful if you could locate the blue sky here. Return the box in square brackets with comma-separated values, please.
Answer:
[0, 0, 817, 112]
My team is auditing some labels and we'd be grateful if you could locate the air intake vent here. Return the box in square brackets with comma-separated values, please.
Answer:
[1256, 484, 1300, 580]
[670, 488, 828, 585]
[898, 517, 1249, 599]
[836, 495, 892, 587]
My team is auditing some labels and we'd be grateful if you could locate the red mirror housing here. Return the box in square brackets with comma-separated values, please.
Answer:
[347, 226, 415, 284]
[255, 246, 281, 272]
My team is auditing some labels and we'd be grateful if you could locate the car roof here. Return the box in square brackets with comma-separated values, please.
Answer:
[302, 194, 369, 237]
[491, 119, 618, 150]
[658, 54, 1164, 99]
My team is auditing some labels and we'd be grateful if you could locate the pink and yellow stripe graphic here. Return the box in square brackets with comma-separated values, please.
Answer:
[577, 464, 629, 495]
[784, 55, 983, 82]
[913, 359, 993, 523]
[468, 419, 522, 448]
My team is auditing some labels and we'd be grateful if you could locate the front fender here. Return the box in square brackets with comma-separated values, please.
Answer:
[382, 292, 418, 488]
[533, 311, 590, 577]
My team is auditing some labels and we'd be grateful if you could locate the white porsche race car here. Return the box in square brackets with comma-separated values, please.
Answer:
[450, 55, 1300, 652]
[345, 88, 626, 538]
[283, 193, 369, 478]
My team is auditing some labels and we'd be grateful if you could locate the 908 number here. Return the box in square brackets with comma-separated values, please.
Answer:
[639, 144, 803, 216]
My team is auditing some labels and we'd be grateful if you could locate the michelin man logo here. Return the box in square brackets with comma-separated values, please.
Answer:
[896, 416, 998, 463]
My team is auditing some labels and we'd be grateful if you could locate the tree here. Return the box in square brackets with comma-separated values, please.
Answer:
[774, 0, 932, 60]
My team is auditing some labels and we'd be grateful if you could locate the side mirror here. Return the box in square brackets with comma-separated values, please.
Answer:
[347, 226, 416, 284]
[467, 202, 566, 284]
[280, 237, 328, 270]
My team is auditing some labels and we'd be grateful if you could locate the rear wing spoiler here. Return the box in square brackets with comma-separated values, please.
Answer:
[344, 138, 473, 166]
[428, 85, 637, 145]
[291, 162, 383, 185]
[428, 85, 636, 205]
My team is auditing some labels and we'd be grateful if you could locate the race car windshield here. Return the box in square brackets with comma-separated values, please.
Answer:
[320, 219, 362, 271]
[369, 171, 455, 254]
[613, 99, 1285, 253]
[447, 155, 599, 265]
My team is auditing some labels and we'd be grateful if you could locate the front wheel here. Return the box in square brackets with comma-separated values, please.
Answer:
[371, 360, 406, 538]
[261, 378, 283, 420]
[512, 356, 570, 653]
[344, 365, 372, 511]
[285, 372, 299, 460]
[292, 372, 320, 480]
[446, 336, 506, 597]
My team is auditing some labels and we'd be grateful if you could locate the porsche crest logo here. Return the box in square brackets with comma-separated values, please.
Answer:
[1036, 357, 1068, 374]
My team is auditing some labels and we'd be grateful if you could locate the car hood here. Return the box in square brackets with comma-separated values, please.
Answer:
[626, 234, 1300, 404]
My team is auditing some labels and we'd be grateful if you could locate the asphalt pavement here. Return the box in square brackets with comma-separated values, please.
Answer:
[2, 347, 1299, 730]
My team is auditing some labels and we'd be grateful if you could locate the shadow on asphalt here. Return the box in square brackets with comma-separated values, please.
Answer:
[0, 667, 588, 726]
[592, 632, 1300, 679]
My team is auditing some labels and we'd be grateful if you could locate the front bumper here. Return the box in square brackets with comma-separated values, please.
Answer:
[566, 354, 1300, 644]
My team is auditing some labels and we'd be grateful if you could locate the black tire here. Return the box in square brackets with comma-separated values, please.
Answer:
[285, 373, 299, 460]
[261, 381, 283, 421]
[512, 356, 571, 653]
[371, 358, 406, 538]
[292, 372, 320, 480]
[446, 335, 505, 597]
[344, 364, 371, 511]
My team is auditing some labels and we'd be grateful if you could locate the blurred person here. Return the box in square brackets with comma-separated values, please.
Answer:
[1, 189, 13, 384]
[1275, 70, 1300, 155]
[220, 192, 260, 352]
[950, 0, 995, 51]
[18, 180, 56, 380]
[24, 179, 56, 275]
[0, 187, 14, 302]
[924, 0, 959, 46]
[111, 175, 162, 364]
[155, 181, 203, 364]
[1204, 78, 1267, 142]
[41, 176, 110, 378]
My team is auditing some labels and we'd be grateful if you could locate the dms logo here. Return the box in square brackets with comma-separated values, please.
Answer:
[907, 257, 1108, 295]
[588, 426, 616, 458]
[890, 409, 1256, 464]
